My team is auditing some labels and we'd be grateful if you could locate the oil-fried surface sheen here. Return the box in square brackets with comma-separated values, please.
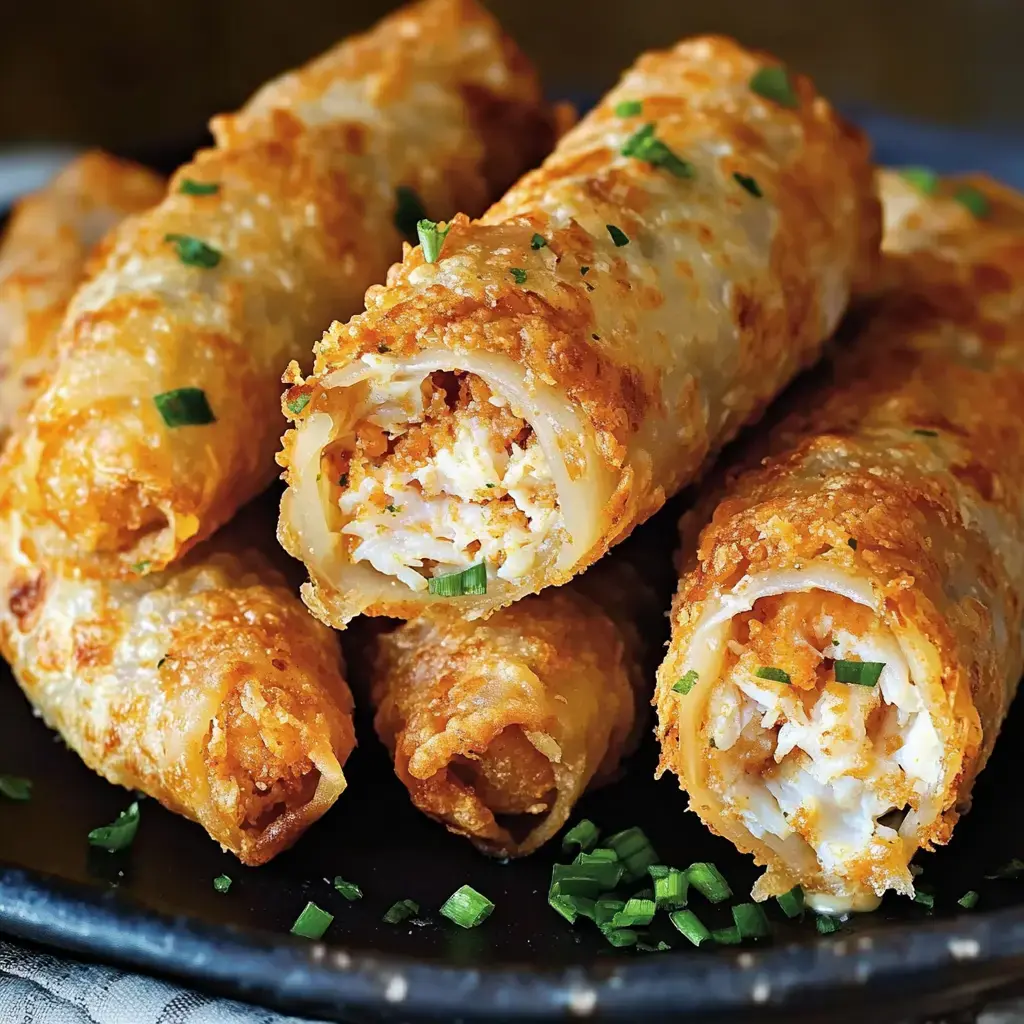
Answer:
[278, 34, 879, 627]
[655, 172, 1024, 912]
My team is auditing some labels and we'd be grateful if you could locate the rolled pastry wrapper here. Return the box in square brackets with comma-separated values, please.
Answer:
[0, 151, 164, 444]
[371, 562, 651, 856]
[654, 171, 1024, 912]
[278, 35, 879, 627]
[2, 0, 556, 577]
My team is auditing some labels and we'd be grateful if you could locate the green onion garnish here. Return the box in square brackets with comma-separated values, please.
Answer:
[815, 914, 839, 935]
[0, 776, 32, 801]
[958, 890, 980, 910]
[913, 428, 939, 437]
[848, 538, 858, 550]
[607, 224, 630, 247]
[620, 123, 694, 180]
[563, 819, 600, 854]
[291, 901, 333, 940]
[333, 876, 362, 901]
[179, 179, 220, 196]
[88, 802, 140, 852]
[673, 670, 699, 695]
[510, 268, 528, 285]
[154, 387, 215, 428]
[733, 172, 762, 197]
[593, 899, 625, 927]
[609, 897, 655, 928]
[711, 926, 742, 945]
[383, 899, 419, 924]
[954, 185, 990, 219]
[394, 186, 426, 242]
[984, 858, 1024, 879]
[440, 884, 494, 928]
[213, 874, 232, 893]
[749, 65, 798, 108]
[755, 666, 791, 684]
[551, 854, 622, 896]
[615, 99, 643, 117]
[901, 167, 939, 195]
[286, 393, 311, 415]
[732, 903, 771, 939]
[670, 909, 711, 946]
[428, 562, 487, 597]
[653, 868, 688, 909]
[530, 233, 548, 250]
[416, 219, 451, 263]
[164, 233, 221, 268]
[686, 862, 732, 903]
[604, 827, 658, 883]
[338, 473, 348, 488]
[580, 266, 590, 275]
[776, 885, 805, 918]
[913, 890, 935, 910]
[636, 941, 672, 952]
[132, 560, 151, 575]
[549, 893, 581, 924]
[833, 660, 885, 687]
[600, 926, 638, 947]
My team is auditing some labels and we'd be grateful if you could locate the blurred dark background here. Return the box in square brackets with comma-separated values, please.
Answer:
[0, 0, 1021, 149]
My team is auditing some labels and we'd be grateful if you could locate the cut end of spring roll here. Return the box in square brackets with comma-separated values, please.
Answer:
[278, 34, 879, 628]
[372, 587, 640, 857]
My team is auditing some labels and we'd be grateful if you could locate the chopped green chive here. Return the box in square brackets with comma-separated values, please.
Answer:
[670, 909, 711, 946]
[712, 926, 742, 945]
[755, 666, 791, 684]
[653, 868, 688, 909]
[776, 885, 805, 918]
[847, 538, 858, 550]
[954, 185, 990, 219]
[673, 670, 699, 695]
[338, 473, 348, 488]
[510, 267, 528, 285]
[164, 233, 221, 268]
[749, 65, 798, 108]
[815, 914, 839, 934]
[580, 266, 590, 275]
[0, 776, 31, 801]
[179, 179, 220, 196]
[600, 926, 638, 947]
[530, 233, 548, 250]
[607, 224, 630, 247]
[291, 901, 333, 940]
[394, 186, 426, 242]
[609, 897, 655, 929]
[901, 167, 939, 195]
[88, 801, 140, 852]
[593, 899, 625, 927]
[286, 393, 311, 416]
[913, 890, 935, 910]
[549, 893, 584, 924]
[156, 657, 167, 669]
[732, 903, 771, 940]
[621, 123, 694, 179]
[686, 862, 732, 903]
[603, 827, 658, 883]
[382, 899, 419, 924]
[985, 858, 1024, 879]
[549, 856, 621, 898]
[416, 218, 451, 263]
[132, 560, 151, 574]
[733, 172, 762, 197]
[614, 99, 643, 117]
[636, 940, 672, 952]
[913, 428, 939, 437]
[833, 660, 885, 687]
[213, 874, 232, 894]
[377, 344, 390, 354]
[563, 819, 600, 854]
[385, 504, 399, 514]
[154, 387, 215, 428]
[428, 562, 487, 597]
[333, 877, 362, 901]
[440, 884, 494, 928]
[958, 890, 980, 910]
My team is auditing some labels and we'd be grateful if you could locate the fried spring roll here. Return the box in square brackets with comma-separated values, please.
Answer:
[654, 171, 1024, 912]
[2, 0, 556, 576]
[0, 151, 164, 443]
[278, 36, 879, 628]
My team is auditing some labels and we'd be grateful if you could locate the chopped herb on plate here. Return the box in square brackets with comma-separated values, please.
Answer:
[428, 562, 487, 597]
[88, 801, 140, 852]
[154, 387, 216, 428]
[441, 884, 494, 928]
[291, 901, 333, 940]
[164, 233, 221, 268]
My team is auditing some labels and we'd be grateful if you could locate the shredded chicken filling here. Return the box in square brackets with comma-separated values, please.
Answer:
[705, 591, 943, 896]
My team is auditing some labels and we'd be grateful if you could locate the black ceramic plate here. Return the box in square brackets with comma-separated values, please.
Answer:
[2, 119, 1024, 1024]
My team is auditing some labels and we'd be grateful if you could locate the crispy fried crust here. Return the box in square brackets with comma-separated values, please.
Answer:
[655, 172, 1024, 903]
[0, 152, 164, 445]
[1, 0, 556, 577]
[278, 35, 880, 626]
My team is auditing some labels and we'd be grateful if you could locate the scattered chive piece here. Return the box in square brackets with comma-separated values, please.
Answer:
[157, 657, 167, 669]
[132, 560, 151, 574]
[607, 224, 630, 247]
[984, 858, 1024, 879]
[732, 903, 771, 940]
[213, 874, 232, 894]
[913, 890, 935, 910]
[0, 776, 31, 801]
[609, 897, 655, 929]
[382, 899, 419, 924]
[815, 915, 839, 935]
[954, 185, 991, 219]
[338, 473, 348, 488]
[428, 562, 487, 597]
[580, 266, 590, 275]
[631, 887, 654, 901]
[286, 393, 311, 416]
[614, 99, 643, 117]
[848, 538, 858, 550]
[673, 670, 699, 695]
[563, 819, 600, 854]
[958, 890, 980, 910]
[749, 65, 798, 109]
[686, 862, 732, 903]
[377, 344, 390, 354]
[711, 926, 742, 945]
[600, 926, 638, 948]
[901, 167, 939, 195]
[647, 864, 670, 880]
[620, 123, 695, 179]
[394, 186, 426, 242]
[913, 428, 939, 437]
[333, 877, 362, 901]
[551, 857, 621, 897]
[416, 218, 451, 263]
[510, 267, 528, 285]
[154, 387, 215, 428]
[653, 868, 688, 909]
[179, 179, 220, 196]
[549, 894, 582, 924]
[530, 233, 548, 250]
[834, 660, 885, 687]
[755, 666, 791, 685]
[291, 902, 333, 940]
[88, 801, 140, 852]
[385, 504, 399, 514]
[670, 909, 711, 946]
[440, 884, 494, 929]
[733, 172, 762, 197]
[776, 885, 805, 919]
[637, 941, 672, 952]
[164, 233, 221, 268]
[603, 827, 658, 883]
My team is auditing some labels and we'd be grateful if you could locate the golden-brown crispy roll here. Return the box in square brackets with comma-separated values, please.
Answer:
[654, 171, 1024, 912]
[2, 0, 556, 577]
[0, 151, 164, 443]
[278, 35, 879, 628]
